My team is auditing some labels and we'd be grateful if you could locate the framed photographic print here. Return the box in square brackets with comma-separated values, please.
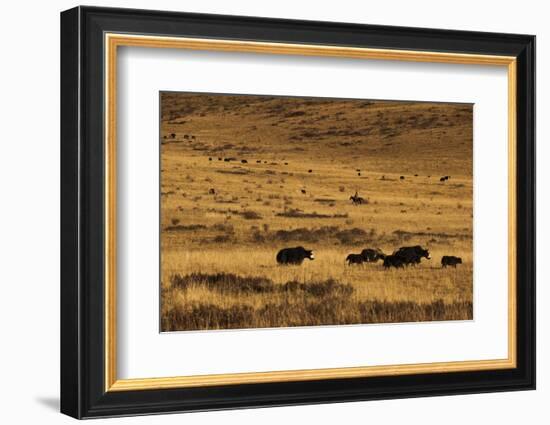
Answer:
[60, 6, 535, 419]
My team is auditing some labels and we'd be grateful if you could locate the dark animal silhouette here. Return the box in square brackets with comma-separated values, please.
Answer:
[308, 169, 313, 173]
[349, 191, 366, 205]
[383, 255, 405, 269]
[241, 159, 248, 164]
[346, 253, 364, 265]
[256, 160, 261, 163]
[208, 157, 212, 161]
[218, 157, 222, 161]
[393, 245, 431, 265]
[400, 176, 405, 180]
[208, 188, 216, 195]
[301, 189, 307, 194]
[442, 256, 462, 268]
[358, 172, 361, 176]
[276, 247, 314, 265]
[170, 133, 176, 139]
[360, 248, 386, 262]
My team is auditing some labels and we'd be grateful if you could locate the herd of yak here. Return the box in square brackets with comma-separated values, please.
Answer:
[275, 245, 462, 269]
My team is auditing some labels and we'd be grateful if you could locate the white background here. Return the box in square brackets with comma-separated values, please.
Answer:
[118, 47, 509, 379]
[0, 1, 546, 424]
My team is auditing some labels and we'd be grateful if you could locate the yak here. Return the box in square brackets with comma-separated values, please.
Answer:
[441, 256, 462, 268]
[360, 248, 386, 262]
[393, 245, 431, 265]
[346, 253, 365, 265]
[276, 246, 315, 265]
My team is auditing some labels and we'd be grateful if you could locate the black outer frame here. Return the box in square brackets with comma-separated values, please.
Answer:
[60, 6, 535, 419]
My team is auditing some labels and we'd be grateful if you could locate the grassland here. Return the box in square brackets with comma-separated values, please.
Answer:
[160, 92, 473, 331]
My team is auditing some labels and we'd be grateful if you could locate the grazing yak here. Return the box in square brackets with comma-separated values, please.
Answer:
[393, 245, 431, 266]
[346, 253, 365, 265]
[441, 255, 462, 268]
[383, 255, 405, 269]
[276, 246, 315, 265]
[360, 248, 386, 262]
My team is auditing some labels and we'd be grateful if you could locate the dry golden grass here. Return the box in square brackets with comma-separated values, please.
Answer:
[159, 93, 473, 331]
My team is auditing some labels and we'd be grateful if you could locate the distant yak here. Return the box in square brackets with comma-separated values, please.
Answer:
[346, 248, 385, 266]
[276, 247, 315, 265]
[393, 245, 431, 266]
[360, 248, 386, 262]
[441, 256, 462, 268]
[346, 253, 365, 265]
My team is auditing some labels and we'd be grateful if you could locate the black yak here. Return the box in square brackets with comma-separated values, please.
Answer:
[360, 248, 386, 262]
[393, 245, 431, 265]
[346, 253, 365, 265]
[276, 247, 315, 265]
[441, 256, 462, 268]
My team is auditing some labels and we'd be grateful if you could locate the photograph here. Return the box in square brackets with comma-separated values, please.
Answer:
[159, 92, 474, 331]
[58, 5, 536, 419]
